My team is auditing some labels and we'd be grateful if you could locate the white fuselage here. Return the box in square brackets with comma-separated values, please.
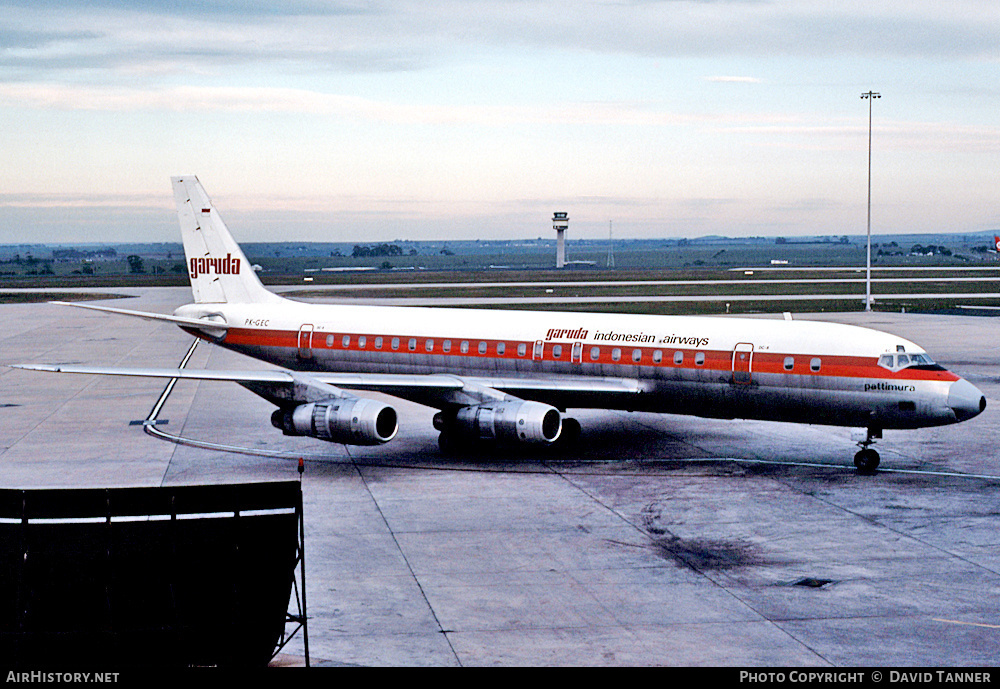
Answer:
[175, 297, 983, 431]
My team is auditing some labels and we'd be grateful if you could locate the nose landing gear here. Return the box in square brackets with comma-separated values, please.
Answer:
[854, 426, 882, 474]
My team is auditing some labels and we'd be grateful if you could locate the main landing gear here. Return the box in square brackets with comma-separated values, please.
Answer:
[854, 426, 882, 474]
[435, 414, 583, 456]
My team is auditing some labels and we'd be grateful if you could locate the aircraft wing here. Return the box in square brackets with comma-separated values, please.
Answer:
[9, 364, 448, 385]
[9, 364, 644, 408]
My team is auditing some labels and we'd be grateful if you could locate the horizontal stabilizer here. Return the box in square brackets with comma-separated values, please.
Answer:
[49, 301, 232, 330]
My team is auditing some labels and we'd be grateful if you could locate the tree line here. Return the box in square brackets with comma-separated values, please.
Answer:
[351, 244, 405, 258]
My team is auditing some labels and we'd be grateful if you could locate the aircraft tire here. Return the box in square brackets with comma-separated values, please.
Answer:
[555, 417, 581, 448]
[438, 430, 474, 457]
[854, 448, 880, 474]
[438, 431, 457, 456]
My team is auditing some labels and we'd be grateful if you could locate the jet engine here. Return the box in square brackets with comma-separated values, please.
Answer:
[437, 400, 562, 444]
[271, 397, 398, 445]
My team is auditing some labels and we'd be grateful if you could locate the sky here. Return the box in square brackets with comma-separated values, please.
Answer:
[1, 1, 998, 243]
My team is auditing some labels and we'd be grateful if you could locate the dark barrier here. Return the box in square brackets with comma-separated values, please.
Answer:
[0, 481, 304, 667]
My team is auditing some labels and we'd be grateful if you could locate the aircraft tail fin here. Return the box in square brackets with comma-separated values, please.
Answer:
[172, 176, 281, 304]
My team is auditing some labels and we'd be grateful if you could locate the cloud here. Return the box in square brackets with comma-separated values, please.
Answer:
[2, 1, 999, 84]
[704, 76, 762, 83]
[0, 191, 167, 209]
[0, 82, 707, 127]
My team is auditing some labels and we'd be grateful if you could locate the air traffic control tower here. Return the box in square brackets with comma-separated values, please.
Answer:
[553, 212, 569, 268]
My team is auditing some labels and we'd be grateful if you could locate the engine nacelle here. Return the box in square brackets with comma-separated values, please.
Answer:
[447, 400, 562, 444]
[271, 397, 398, 445]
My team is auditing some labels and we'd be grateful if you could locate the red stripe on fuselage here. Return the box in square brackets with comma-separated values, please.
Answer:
[212, 326, 959, 384]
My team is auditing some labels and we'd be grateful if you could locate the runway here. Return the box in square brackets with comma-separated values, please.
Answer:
[291, 292, 1000, 307]
[278, 269, 1000, 307]
[2, 287, 999, 666]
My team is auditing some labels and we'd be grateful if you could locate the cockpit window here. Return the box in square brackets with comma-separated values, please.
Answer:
[878, 352, 941, 372]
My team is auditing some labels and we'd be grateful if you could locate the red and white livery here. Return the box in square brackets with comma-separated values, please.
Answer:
[16, 177, 986, 472]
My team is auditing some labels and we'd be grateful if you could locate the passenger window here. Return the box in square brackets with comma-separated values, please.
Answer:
[443, 340, 452, 352]
[374, 336, 383, 349]
[695, 352, 705, 366]
[673, 351, 684, 365]
[358, 336, 366, 349]
[478, 341, 487, 355]
[518, 343, 527, 357]
[653, 350, 663, 364]
[612, 348, 621, 361]
[632, 349, 642, 362]
[326, 335, 335, 348]
[590, 347, 600, 361]
[810, 358, 821, 372]
[552, 345, 562, 359]
[342, 335, 351, 348]
[460, 341, 469, 353]
[497, 342, 506, 356]
[391, 337, 400, 350]
[425, 339, 434, 352]
[408, 338, 416, 351]
[784, 356, 794, 371]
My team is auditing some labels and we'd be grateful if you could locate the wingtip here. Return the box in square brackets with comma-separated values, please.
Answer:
[8, 363, 57, 372]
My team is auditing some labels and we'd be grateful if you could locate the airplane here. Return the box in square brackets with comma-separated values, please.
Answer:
[12, 177, 987, 473]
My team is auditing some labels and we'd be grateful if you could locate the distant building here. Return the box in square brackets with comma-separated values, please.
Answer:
[52, 248, 118, 262]
[553, 212, 569, 268]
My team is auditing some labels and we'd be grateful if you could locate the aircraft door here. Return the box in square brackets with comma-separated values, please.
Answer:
[533, 340, 544, 361]
[732, 343, 753, 385]
[298, 324, 314, 359]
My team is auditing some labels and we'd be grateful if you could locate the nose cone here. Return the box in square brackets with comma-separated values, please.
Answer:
[949, 378, 987, 422]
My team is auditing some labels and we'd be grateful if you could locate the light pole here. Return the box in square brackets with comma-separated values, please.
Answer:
[861, 91, 880, 311]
